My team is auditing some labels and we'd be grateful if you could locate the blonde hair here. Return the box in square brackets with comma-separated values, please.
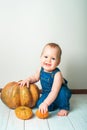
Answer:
[41, 43, 62, 58]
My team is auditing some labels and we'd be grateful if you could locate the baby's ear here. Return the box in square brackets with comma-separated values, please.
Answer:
[57, 59, 60, 65]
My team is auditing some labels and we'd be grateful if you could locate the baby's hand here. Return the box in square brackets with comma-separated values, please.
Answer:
[18, 79, 30, 88]
[39, 102, 48, 114]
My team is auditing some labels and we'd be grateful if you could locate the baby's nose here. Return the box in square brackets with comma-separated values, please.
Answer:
[47, 58, 51, 62]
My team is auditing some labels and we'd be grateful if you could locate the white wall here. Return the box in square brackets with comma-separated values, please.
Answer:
[0, 0, 87, 89]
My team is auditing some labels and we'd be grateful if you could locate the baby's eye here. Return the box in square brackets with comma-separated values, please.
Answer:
[44, 56, 48, 58]
[52, 58, 55, 60]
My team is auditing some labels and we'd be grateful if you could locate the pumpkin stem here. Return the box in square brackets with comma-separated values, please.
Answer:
[0, 88, 2, 98]
[0, 88, 2, 92]
[39, 89, 42, 94]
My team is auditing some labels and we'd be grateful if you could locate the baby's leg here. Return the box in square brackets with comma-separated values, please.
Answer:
[55, 85, 71, 116]
[37, 94, 58, 111]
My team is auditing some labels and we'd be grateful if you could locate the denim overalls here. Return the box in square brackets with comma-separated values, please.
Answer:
[36, 67, 72, 111]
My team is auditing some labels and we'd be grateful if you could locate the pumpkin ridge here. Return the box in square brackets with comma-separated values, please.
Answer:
[19, 86, 33, 107]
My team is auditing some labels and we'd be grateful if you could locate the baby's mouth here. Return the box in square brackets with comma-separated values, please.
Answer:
[45, 63, 51, 66]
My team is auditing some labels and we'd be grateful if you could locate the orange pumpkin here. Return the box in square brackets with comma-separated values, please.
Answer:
[15, 106, 33, 120]
[1, 81, 40, 109]
[36, 109, 49, 119]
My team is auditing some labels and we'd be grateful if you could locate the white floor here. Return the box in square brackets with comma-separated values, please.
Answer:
[0, 94, 87, 130]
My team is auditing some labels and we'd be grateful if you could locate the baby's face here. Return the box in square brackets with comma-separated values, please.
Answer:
[40, 46, 60, 72]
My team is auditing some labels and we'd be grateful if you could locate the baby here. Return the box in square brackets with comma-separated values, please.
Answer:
[19, 43, 71, 116]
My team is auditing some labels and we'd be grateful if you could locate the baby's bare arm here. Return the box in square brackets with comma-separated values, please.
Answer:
[18, 68, 40, 87]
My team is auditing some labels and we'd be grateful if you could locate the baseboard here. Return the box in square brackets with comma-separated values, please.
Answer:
[0, 88, 87, 94]
[71, 89, 87, 94]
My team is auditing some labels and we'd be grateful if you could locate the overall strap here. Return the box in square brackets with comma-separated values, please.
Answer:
[50, 68, 60, 78]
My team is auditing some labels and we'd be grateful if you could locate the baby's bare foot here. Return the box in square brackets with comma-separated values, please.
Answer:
[57, 109, 69, 116]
